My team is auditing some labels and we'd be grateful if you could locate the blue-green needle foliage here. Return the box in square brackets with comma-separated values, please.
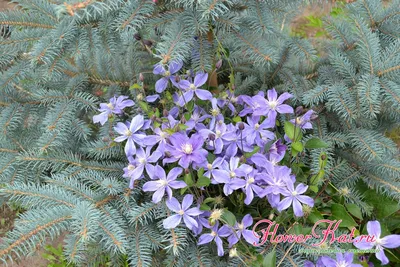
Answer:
[0, 0, 399, 266]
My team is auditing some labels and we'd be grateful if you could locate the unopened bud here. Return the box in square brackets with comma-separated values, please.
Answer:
[185, 168, 190, 174]
[165, 151, 171, 157]
[134, 33, 141, 41]
[215, 59, 222, 69]
[321, 154, 326, 160]
[163, 109, 169, 117]
[295, 106, 304, 115]
[174, 75, 181, 83]
[240, 155, 246, 163]
[139, 73, 144, 82]
[208, 133, 216, 141]
[231, 84, 236, 90]
[180, 116, 186, 124]
[238, 122, 244, 130]
[143, 39, 153, 46]
[151, 115, 157, 121]
[310, 113, 318, 121]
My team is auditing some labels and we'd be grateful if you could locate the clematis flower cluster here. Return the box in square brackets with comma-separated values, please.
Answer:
[93, 62, 318, 257]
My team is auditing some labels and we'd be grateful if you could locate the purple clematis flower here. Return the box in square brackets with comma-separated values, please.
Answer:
[177, 72, 212, 106]
[242, 169, 263, 205]
[198, 221, 231, 256]
[199, 122, 236, 154]
[264, 88, 294, 125]
[227, 214, 259, 247]
[93, 95, 134, 125]
[239, 93, 269, 117]
[304, 257, 324, 267]
[164, 133, 208, 168]
[130, 146, 162, 181]
[185, 106, 210, 131]
[353, 220, 400, 265]
[123, 158, 143, 189]
[163, 194, 203, 230]
[209, 98, 222, 130]
[320, 253, 362, 267]
[267, 139, 287, 164]
[290, 110, 315, 129]
[242, 116, 275, 147]
[153, 61, 183, 93]
[114, 115, 146, 156]
[201, 157, 225, 180]
[277, 179, 314, 217]
[142, 166, 186, 203]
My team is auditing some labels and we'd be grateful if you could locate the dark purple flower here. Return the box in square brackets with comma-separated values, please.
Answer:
[93, 96, 134, 125]
[142, 166, 186, 203]
[114, 115, 146, 156]
[277, 180, 314, 217]
[163, 194, 203, 230]
[320, 253, 362, 267]
[153, 60, 183, 93]
[164, 133, 208, 168]
[227, 214, 259, 247]
[290, 110, 315, 129]
[198, 221, 231, 256]
[353, 220, 400, 265]
[177, 72, 212, 106]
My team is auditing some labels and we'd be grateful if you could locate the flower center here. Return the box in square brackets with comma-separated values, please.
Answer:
[230, 171, 236, 178]
[216, 130, 221, 137]
[247, 177, 255, 184]
[164, 70, 171, 77]
[138, 158, 146, 164]
[128, 164, 135, 171]
[211, 108, 220, 116]
[292, 191, 298, 196]
[238, 223, 244, 231]
[178, 210, 185, 215]
[182, 143, 193, 154]
[336, 262, 347, 267]
[269, 100, 278, 110]
[160, 180, 169, 186]
[295, 117, 302, 125]
[375, 238, 382, 245]
[255, 123, 260, 129]
[107, 103, 114, 110]
[189, 84, 196, 90]
[125, 130, 133, 137]
[207, 163, 212, 170]
[211, 231, 217, 237]
[159, 131, 167, 139]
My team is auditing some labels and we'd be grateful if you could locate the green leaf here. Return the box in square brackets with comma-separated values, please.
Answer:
[183, 173, 194, 187]
[262, 248, 276, 267]
[307, 210, 326, 227]
[362, 189, 399, 218]
[138, 101, 149, 113]
[310, 170, 325, 186]
[244, 146, 260, 158]
[292, 141, 303, 152]
[305, 138, 329, 149]
[203, 197, 215, 204]
[345, 203, 363, 220]
[197, 175, 211, 187]
[221, 209, 236, 226]
[129, 83, 142, 90]
[233, 116, 242, 123]
[200, 203, 211, 211]
[330, 204, 357, 227]
[284, 121, 302, 142]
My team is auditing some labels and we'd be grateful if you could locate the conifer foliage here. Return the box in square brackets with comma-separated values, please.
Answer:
[0, 0, 399, 266]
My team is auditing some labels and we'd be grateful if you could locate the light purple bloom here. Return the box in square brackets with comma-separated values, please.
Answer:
[320, 253, 362, 267]
[153, 61, 183, 93]
[239, 93, 269, 117]
[164, 133, 208, 168]
[199, 122, 236, 154]
[227, 214, 259, 247]
[130, 146, 162, 181]
[198, 221, 231, 256]
[93, 96, 134, 125]
[123, 158, 143, 189]
[114, 115, 146, 156]
[353, 220, 400, 265]
[185, 106, 210, 131]
[163, 194, 203, 230]
[142, 166, 186, 203]
[146, 94, 160, 103]
[277, 180, 314, 217]
[290, 110, 315, 129]
[304, 257, 324, 267]
[242, 170, 263, 205]
[177, 72, 212, 106]
[264, 88, 293, 125]
[242, 116, 275, 147]
[209, 98, 221, 130]
[267, 139, 287, 164]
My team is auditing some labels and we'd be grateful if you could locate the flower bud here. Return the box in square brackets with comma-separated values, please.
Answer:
[165, 151, 171, 157]
[231, 84, 236, 90]
[143, 39, 153, 47]
[321, 154, 326, 160]
[134, 33, 141, 41]
[295, 106, 304, 115]
[215, 59, 222, 69]
[240, 155, 246, 163]
[208, 133, 216, 141]
[310, 113, 318, 121]
[139, 73, 144, 82]
[163, 109, 169, 117]
[174, 75, 181, 83]
[185, 168, 190, 174]
[238, 122, 245, 130]
[151, 114, 157, 121]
